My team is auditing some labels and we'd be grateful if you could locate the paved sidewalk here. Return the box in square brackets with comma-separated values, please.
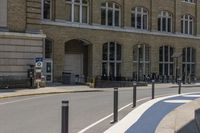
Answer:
[104, 92, 200, 133]
[0, 82, 200, 99]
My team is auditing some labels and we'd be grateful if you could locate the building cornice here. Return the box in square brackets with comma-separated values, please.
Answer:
[42, 20, 200, 40]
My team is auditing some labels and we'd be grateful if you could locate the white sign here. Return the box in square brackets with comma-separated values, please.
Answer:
[35, 57, 43, 68]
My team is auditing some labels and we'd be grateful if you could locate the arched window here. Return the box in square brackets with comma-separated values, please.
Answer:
[131, 7, 148, 30]
[181, 15, 193, 35]
[159, 45, 174, 76]
[66, 0, 89, 23]
[101, 2, 121, 27]
[158, 11, 172, 32]
[182, 47, 195, 78]
[43, 0, 52, 20]
[133, 44, 150, 81]
[102, 42, 121, 80]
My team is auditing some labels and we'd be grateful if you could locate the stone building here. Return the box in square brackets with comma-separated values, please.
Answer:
[1, 0, 200, 85]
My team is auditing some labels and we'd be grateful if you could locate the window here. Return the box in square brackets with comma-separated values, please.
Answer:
[45, 39, 53, 59]
[131, 7, 148, 30]
[182, 47, 195, 78]
[133, 44, 150, 81]
[43, 0, 52, 20]
[102, 42, 121, 80]
[101, 2, 121, 27]
[159, 46, 174, 76]
[66, 0, 89, 23]
[158, 11, 172, 32]
[184, 0, 194, 3]
[181, 15, 193, 35]
[0, 0, 7, 27]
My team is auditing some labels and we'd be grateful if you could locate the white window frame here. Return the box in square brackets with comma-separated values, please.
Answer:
[159, 46, 174, 76]
[182, 47, 195, 76]
[66, 0, 89, 24]
[131, 7, 148, 30]
[133, 44, 150, 76]
[102, 42, 122, 77]
[42, 0, 52, 20]
[101, 2, 121, 27]
[158, 11, 172, 32]
[181, 15, 193, 35]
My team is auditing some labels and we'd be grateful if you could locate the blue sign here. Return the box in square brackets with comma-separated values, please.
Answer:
[35, 57, 43, 63]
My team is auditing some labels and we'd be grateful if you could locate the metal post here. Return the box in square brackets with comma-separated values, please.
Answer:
[178, 79, 181, 94]
[152, 80, 155, 99]
[132, 81, 137, 108]
[112, 88, 118, 123]
[62, 101, 69, 133]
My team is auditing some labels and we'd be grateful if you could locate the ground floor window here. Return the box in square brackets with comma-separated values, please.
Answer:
[182, 47, 195, 81]
[102, 42, 121, 80]
[159, 45, 174, 77]
[133, 44, 150, 81]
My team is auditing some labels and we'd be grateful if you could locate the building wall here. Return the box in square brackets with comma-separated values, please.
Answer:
[5, 0, 200, 82]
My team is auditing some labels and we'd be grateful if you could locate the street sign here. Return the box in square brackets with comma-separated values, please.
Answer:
[35, 57, 43, 68]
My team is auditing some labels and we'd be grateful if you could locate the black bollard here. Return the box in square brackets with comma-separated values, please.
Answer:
[178, 79, 181, 94]
[62, 101, 69, 133]
[132, 81, 137, 108]
[152, 80, 155, 99]
[112, 88, 118, 123]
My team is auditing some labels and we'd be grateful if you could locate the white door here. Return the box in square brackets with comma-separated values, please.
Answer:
[64, 54, 83, 75]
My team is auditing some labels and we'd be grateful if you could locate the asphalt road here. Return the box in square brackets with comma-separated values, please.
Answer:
[0, 86, 200, 133]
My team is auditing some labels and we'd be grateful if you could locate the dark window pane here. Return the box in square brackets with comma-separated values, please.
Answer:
[101, 9, 106, 25]
[103, 44, 108, 60]
[158, 18, 161, 31]
[74, 5, 80, 22]
[165, 64, 168, 75]
[143, 15, 147, 29]
[117, 44, 121, 60]
[115, 10, 119, 26]
[116, 63, 121, 77]
[164, 46, 168, 62]
[45, 39, 52, 58]
[109, 63, 115, 77]
[109, 42, 115, 60]
[170, 64, 173, 75]
[185, 21, 188, 34]
[183, 48, 186, 62]
[102, 62, 108, 76]
[137, 14, 141, 29]
[162, 18, 166, 31]
[66, 4, 72, 21]
[82, 6, 88, 23]
[168, 18, 171, 32]
[159, 64, 163, 75]
[159, 47, 163, 61]
[108, 9, 113, 26]
[190, 21, 193, 35]
[181, 20, 183, 33]
[44, 0, 51, 19]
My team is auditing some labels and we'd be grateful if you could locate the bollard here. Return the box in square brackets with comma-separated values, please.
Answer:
[62, 101, 69, 133]
[152, 80, 155, 99]
[178, 78, 181, 94]
[111, 88, 118, 123]
[132, 81, 137, 108]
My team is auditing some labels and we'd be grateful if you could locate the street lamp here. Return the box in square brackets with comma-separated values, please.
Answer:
[137, 44, 141, 82]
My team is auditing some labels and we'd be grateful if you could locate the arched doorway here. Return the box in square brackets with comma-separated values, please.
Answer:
[64, 39, 91, 84]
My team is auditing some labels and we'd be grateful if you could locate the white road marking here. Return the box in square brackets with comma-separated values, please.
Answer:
[78, 93, 176, 133]
[163, 100, 192, 103]
[0, 95, 53, 106]
[182, 94, 200, 97]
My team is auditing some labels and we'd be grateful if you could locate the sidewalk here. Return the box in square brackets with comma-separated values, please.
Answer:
[104, 92, 200, 133]
[0, 82, 200, 99]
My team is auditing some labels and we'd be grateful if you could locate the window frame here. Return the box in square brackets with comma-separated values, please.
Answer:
[42, 0, 52, 20]
[102, 42, 122, 78]
[181, 15, 193, 35]
[131, 7, 148, 30]
[101, 2, 121, 27]
[66, 0, 89, 24]
[158, 11, 172, 32]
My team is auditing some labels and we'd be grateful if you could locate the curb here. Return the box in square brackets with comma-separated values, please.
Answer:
[0, 89, 103, 99]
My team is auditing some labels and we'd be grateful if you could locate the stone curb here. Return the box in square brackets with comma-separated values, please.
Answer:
[0, 89, 103, 99]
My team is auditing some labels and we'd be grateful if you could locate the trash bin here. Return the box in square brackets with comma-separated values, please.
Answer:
[62, 72, 71, 84]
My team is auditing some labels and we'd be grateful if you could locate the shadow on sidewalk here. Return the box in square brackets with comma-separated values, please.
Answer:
[177, 120, 198, 133]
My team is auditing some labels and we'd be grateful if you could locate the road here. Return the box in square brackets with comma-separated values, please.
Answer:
[0, 86, 200, 133]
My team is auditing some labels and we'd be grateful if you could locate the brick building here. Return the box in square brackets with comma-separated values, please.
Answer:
[1, 0, 200, 85]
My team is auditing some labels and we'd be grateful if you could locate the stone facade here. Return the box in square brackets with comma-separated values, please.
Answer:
[2, 0, 200, 84]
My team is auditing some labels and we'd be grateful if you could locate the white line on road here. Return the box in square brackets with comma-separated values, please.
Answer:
[78, 97, 152, 133]
[78, 93, 178, 133]
[0, 95, 53, 106]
